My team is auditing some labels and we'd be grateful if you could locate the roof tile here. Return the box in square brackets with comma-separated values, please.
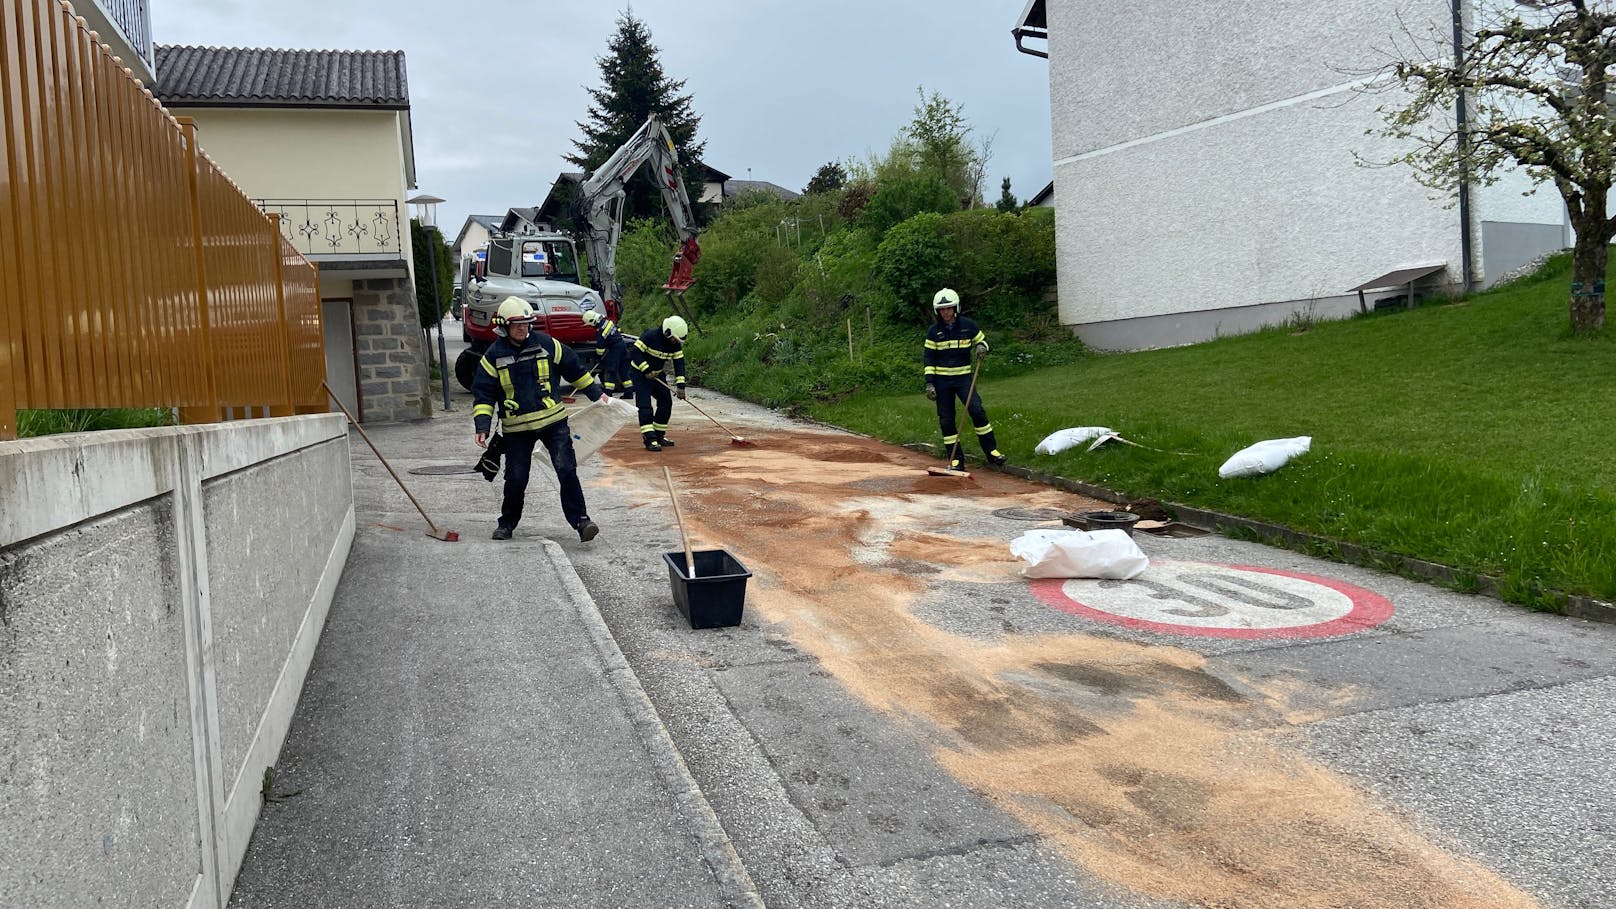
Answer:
[153, 45, 409, 109]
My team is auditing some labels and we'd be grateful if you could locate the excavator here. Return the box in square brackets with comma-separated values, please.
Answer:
[453, 113, 702, 390]
[574, 112, 702, 331]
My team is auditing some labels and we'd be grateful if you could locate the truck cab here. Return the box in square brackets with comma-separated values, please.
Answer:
[455, 231, 606, 391]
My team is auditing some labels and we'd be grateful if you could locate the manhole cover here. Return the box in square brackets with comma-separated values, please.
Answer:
[408, 465, 475, 476]
[991, 507, 1070, 522]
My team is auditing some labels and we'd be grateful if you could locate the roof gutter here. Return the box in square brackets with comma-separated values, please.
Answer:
[1012, 27, 1049, 59]
[1012, 0, 1048, 58]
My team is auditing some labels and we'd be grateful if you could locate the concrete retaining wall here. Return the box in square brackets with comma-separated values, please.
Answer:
[0, 415, 355, 909]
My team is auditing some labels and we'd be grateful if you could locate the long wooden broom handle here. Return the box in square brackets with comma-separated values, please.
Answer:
[322, 381, 444, 536]
[663, 466, 696, 577]
[645, 373, 745, 440]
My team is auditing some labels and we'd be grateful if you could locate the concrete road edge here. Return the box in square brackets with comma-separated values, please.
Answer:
[539, 541, 765, 909]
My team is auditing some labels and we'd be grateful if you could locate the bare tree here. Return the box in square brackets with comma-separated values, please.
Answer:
[1376, 0, 1615, 333]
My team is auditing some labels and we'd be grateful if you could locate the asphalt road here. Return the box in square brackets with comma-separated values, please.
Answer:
[554, 389, 1616, 909]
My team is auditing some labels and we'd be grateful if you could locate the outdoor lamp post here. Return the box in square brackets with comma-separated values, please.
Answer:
[408, 193, 452, 412]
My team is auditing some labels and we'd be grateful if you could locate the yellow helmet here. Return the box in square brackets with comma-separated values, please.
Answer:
[582, 309, 603, 327]
[493, 296, 535, 336]
[662, 315, 689, 343]
[932, 288, 961, 312]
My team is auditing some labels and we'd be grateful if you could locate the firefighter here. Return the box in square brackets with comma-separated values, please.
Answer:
[924, 288, 1007, 471]
[583, 309, 634, 399]
[472, 297, 622, 541]
[630, 315, 688, 451]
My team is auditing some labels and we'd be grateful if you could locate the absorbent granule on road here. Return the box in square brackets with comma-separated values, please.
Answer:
[599, 424, 1540, 909]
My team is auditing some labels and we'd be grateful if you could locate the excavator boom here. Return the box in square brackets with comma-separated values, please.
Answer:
[576, 114, 701, 330]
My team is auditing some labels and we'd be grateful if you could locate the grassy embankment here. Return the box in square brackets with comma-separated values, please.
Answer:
[678, 252, 1616, 609]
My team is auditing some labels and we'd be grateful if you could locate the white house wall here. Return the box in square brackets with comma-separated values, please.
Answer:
[1043, 0, 1494, 349]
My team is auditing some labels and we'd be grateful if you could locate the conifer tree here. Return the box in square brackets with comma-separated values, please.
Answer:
[566, 11, 707, 225]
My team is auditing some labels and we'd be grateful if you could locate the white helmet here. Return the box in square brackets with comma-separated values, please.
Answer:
[663, 315, 689, 343]
[932, 288, 961, 312]
[582, 310, 603, 327]
[493, 296, 536, 337]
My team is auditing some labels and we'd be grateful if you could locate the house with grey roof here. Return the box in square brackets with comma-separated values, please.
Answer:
[723, 179, 800, 202]
[155, 44, 429, 422]
[452, 214, 502, 267]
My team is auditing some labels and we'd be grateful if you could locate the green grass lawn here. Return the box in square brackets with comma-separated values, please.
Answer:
[810, 253, 1616, 608]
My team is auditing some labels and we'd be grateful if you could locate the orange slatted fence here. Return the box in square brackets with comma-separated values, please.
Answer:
[0, 0, 327, 439]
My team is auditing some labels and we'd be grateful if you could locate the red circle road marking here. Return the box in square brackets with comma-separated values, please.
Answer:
[1030, 561, 1395, 639]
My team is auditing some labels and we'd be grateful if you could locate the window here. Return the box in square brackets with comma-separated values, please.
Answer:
[522, 240, 579, 281]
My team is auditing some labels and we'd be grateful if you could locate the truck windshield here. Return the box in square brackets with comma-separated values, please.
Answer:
[521, 240, 580, 282]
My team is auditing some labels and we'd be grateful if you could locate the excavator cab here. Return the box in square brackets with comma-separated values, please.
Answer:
[518, 239, 581, 282]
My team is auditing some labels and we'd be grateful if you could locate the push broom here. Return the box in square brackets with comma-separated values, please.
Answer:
[926, 350, 983, 479]
[322, 381, 459, 542]
[645, 374, 756, 447]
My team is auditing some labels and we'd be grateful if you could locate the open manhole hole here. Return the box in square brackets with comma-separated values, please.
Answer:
[408, 465, 476, 477]
[991, 506, 1071, 522]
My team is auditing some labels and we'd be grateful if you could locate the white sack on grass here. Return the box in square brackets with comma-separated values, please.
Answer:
[532, 398, 635, 469]
[1217, 436, 1312, 479]
[1009, 528, 1149, 579]
[1035, 427, 1114, 455]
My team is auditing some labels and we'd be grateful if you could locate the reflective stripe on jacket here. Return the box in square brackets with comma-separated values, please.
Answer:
[471, 332, 599, 434]
[630, 327, 686, 385]
[593, 319, 625, 356]
[923, 315, 986, 381]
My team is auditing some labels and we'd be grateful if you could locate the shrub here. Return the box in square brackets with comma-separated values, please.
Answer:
[937, 207, 1056, 329]
[874, 212, 951, 324]
[616, 218, 676, 299]
[754, 244, 801, 304]
[838, 180, 875, 223]
[857, 173, 958, 235]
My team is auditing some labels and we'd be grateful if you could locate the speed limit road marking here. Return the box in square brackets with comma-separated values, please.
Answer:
[1030, 560, 1394, 639]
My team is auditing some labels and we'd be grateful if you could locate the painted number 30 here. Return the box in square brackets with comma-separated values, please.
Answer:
[1031, 561, 1395, 640]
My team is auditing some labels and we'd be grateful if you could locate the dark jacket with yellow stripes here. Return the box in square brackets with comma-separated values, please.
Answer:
[592, 318, 626, 356]
[923, 315, 987, 385]
[471, 332, 602, 435]
[630, 327, 686, 386]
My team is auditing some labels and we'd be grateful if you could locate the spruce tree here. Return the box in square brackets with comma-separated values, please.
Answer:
[995, 177, 1018, 213]
[566, 11, 707, 226]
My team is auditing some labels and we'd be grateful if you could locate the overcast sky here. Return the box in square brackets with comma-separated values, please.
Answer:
[151, 0, 1052, 239]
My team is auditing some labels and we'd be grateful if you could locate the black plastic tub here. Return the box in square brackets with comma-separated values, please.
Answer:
[1080, 511, 1140, 536]
[663, 549, 752, 629]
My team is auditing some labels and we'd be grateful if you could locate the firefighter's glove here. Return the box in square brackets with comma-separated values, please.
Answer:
[474, 432, 506, 482]
[925, 385, 938, 402]
[676, 385, 687, 401]
[974, 342, 990, 357]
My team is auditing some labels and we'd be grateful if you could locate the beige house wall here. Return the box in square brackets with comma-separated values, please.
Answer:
[167, 106, 415, 287]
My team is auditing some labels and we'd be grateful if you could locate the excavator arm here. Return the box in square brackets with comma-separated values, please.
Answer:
[576, 114, 701, 329]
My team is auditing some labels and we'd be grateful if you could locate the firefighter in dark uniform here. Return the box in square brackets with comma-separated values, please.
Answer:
[583, 309, 634, 399]
[629, 315, 689, 451]
[472, 297, 624, 541]
[924, 288, 1007, 471]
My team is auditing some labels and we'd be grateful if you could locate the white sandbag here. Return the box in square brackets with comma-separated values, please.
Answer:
[1035, 427, 1113, 455]
[1217, 436, 1312, 478]
[533, 397, 635, 468]
[1009, 528, 1149, 579]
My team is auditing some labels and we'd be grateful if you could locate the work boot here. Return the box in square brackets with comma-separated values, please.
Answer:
[657, 432, 675, 448]
[645, 439, 662, 452]
[577, 520, 599, 543]
[949, 459, 966, 472]
[491, 526, 513, 541]
[987, 450, 1007, 466]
